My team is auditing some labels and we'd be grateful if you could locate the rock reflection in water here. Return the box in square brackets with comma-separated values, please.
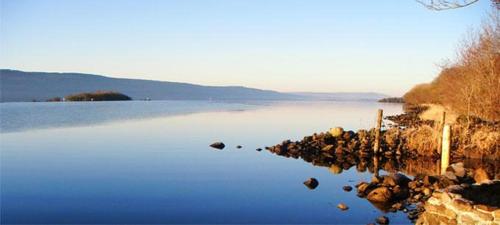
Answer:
[266, 145, 499, 178]
[265, 146, 499, 223]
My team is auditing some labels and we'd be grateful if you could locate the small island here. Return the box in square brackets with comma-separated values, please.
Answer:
[378, 97, 404, 103]
[64, 91, 132, 101]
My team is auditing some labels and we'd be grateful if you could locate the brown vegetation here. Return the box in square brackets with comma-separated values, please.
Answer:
[403, 12, 499, 121]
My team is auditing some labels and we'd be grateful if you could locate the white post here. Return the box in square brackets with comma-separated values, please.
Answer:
[441, 124, 451, 174]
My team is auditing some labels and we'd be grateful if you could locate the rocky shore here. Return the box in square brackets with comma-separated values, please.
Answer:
[262, 106, 499, 224]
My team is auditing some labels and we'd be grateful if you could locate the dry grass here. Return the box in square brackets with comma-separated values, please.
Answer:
[470, 127, 500, 154]
[402, 125, 440, 156]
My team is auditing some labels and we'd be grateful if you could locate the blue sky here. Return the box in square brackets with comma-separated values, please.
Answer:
[0, 0, 492, 95]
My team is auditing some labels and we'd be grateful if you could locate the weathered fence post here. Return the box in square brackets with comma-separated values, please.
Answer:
[441, 124, 451, 174]
[437, 111, 446, 154]
[373, 109, 383, 154]
[373, 156, 380, 178]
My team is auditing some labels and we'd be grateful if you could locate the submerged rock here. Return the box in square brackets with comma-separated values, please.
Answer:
[303, 178, 319, 190]
[376, 216, 389, 224]
[210, 142, 225, 150]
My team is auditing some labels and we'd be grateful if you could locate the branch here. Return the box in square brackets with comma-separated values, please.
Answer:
[416, 0, 480, 10]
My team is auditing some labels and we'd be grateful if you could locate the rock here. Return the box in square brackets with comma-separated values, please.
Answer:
[444, 171, 458, 182]
[256, 148, 262, 151]
[438, 175, 458, 188]
[367, 187, 393, 203]
[422, 187, 431, 196]
[392, 185, 409, 199]
[383, 173, 411, 187]
[343, 185, 353, 192]
[448, 163, 466, 177]
[236, 145, 242, 149]
[303, 178, 319, 190]
[342, 130, 355, 141]
[408, 181, 418, 189]
[413, 193, 422, 201]
[372, 176, 382, 184]
[392, 202, 404, 210]
[357, 182, 370, 194]
[474, 168, 490, 183]
[334, 146, 344, 154]
[329, 165, 343, 174]
[329, 127, 344, 137]
[337, 203, 349, 210]
[322, 145, 334, 152]
[423, 175, 438, 186]
[376, 216, 389, 224]
[210, 142, 225, 149]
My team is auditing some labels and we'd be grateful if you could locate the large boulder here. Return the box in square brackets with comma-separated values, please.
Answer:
[367, 187, 393, 203]
[383, 173, 411, 187]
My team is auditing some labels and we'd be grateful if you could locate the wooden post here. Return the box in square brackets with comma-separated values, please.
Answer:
[373, 109, 383, 154]
[373, 156, 379, 177]
[437, 111, 446, 154]
[441, 124, 451, 174]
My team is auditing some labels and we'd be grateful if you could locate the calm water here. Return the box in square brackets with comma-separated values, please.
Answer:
[0, 100, 416, 224]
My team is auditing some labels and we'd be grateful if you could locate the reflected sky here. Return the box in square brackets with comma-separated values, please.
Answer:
[1, 100, 414, 224]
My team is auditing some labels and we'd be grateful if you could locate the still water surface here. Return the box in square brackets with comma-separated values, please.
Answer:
[1, 100, 415, 224]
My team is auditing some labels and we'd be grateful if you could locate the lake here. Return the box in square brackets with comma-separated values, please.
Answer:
[1, 100, 426, 224]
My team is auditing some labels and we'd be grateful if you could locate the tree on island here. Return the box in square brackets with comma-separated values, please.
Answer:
[65, 91, 132, 101]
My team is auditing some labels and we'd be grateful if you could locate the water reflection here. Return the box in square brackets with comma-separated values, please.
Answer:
[266, 143, 499, 178]
[0, 100, 258, 133]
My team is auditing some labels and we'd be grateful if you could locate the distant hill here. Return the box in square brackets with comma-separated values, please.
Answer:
[0, 69, 388, 102]
[0, 69, 298, 102]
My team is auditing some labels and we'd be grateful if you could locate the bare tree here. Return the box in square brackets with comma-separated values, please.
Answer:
[415, 0, 499, 10]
